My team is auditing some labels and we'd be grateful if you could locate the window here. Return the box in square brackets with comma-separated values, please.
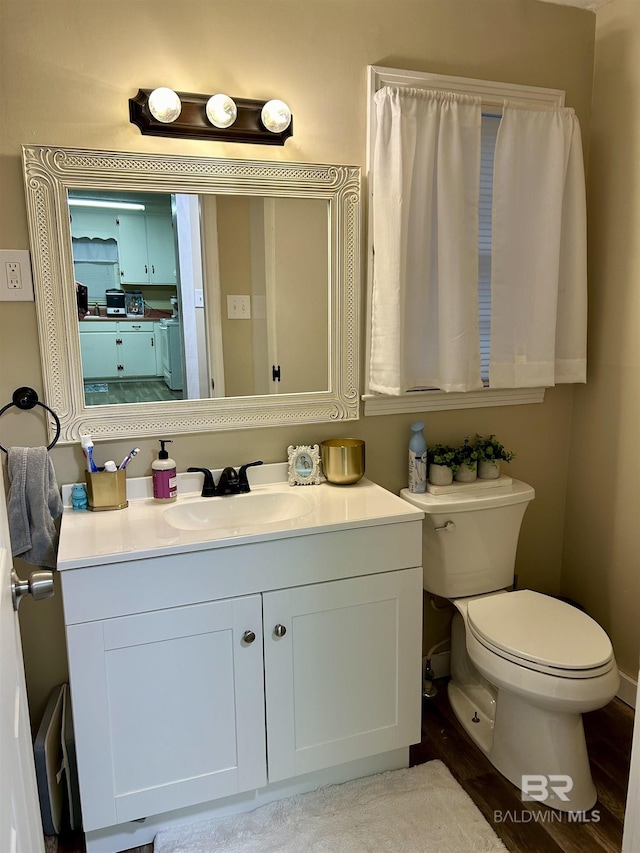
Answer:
[364, 66, 566, 415]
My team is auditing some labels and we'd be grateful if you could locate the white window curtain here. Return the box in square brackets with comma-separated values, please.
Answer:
[369, 86, 484, 395]
[490, 107, 587, 387]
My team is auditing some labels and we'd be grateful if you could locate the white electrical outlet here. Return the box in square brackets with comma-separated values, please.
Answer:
[227, 295, 251, 319]
[0, 250, 34, 301]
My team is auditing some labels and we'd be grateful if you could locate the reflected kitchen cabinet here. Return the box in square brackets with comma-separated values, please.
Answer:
[79, 321, 159, 380]
[117, 212, 177, 285]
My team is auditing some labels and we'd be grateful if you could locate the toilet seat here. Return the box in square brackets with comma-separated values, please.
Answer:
[466, 590, 615, 679]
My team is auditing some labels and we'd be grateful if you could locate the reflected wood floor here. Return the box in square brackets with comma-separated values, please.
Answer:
[409, 680, 634, 852]
[83, 379, 183, 406]
[53, 679, 634, 853]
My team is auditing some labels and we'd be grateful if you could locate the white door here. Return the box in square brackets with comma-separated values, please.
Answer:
[263, 567, 423, 783]
[0, 457, 46, 853]
[622, 666, 640, 852]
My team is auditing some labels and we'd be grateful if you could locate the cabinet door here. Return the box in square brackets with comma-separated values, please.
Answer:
[117, 213, 149, 284]
[79, 330, 119, 379]
[263, 567, 422, 783]
[66, 595, 266, 831]
[119, 328, 157, 376]
[146, 214, 177, 284]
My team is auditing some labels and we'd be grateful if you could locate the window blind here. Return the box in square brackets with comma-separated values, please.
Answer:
[479, 113, 501, 385]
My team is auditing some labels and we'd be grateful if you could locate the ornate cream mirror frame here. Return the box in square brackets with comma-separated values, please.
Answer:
[22, 145, 360, 444]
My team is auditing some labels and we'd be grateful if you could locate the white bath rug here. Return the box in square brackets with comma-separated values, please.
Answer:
[153, 760, 507, 853]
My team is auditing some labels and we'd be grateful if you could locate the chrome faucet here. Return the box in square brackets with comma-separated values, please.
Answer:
[187, 461, 263, 497]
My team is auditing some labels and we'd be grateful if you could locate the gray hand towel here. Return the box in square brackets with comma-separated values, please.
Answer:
[7, 446, 63, 569]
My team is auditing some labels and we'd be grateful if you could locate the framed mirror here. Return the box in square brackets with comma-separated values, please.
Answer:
[22, 145, 360, 444]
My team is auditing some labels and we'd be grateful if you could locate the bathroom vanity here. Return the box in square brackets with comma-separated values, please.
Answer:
[56, 465, 424, 852]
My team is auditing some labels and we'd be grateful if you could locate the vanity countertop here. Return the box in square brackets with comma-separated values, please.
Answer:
[57, 464, 423, 571]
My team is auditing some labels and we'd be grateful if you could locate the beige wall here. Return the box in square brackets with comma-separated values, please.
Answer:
[0, 0, 597, 726]
[563, 0, 640, 680]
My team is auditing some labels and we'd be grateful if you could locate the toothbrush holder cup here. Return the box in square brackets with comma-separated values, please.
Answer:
[85, 469, 128, 511]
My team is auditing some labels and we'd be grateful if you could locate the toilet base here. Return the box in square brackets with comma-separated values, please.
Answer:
[448, 678, 597, 812]
[489, 688, 597, 813]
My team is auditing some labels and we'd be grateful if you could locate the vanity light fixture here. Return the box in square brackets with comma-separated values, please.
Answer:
[129, 88, 293, 145]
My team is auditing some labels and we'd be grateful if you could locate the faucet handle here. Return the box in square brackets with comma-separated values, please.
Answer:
[238, 460, 263, 493]
[187, 467, 216, 498]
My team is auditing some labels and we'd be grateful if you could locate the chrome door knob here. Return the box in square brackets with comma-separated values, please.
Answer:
[243, 630, 256, 645]
[11, 569, 54, 611]
[274, 624, 287, 638]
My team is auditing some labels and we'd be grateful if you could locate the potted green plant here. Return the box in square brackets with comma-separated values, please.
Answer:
[453, 436, 479, 482]
[428, 444, 458, 486]
[475, 434, 515, 479]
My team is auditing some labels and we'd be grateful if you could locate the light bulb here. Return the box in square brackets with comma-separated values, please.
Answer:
[205, 94, 238, 129]
[147, 88, 182, 123]
[261, 99, 291, 133]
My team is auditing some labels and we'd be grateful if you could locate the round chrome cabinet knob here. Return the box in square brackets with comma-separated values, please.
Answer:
[242, 630, 256, 645]
[274, 624, 287, 638]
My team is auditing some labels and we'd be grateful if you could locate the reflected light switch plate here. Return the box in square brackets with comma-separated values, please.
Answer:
[227, 295, 251, 319]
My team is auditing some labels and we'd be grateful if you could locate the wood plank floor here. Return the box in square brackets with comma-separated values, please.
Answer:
[54, 679, 634, 853]
[409, 679, 634, 852]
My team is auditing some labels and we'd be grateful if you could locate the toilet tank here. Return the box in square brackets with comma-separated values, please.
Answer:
[400, 480, 535, 598]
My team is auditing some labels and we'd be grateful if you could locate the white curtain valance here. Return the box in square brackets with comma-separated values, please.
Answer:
[369, 86, 484, 395]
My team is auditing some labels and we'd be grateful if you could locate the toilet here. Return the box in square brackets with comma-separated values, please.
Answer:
[401, 479, 619, 813]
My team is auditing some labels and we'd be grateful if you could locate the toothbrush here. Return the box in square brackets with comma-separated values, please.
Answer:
[118, 447, 140, 470]
[80, 434, 98, 473]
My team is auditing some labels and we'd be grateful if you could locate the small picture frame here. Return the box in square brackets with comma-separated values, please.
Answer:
[287, 444, 321, 486]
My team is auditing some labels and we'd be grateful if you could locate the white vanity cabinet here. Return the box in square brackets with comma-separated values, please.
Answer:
[57, 474, 423, 852]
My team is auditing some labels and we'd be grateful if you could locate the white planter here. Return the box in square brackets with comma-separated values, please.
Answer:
[478, 459, 500, 479]
[454, 462, 477, 483]
[428, 463, 453, 486]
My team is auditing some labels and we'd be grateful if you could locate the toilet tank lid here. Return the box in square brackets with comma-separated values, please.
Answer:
[400, 479, 534, 514]
[468, 590, 614, 671]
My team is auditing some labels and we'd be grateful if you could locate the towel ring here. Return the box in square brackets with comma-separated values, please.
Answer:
[0, 387, 61, 453]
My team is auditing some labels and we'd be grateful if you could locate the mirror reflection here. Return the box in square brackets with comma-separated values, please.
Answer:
[70, 189, 329, 407]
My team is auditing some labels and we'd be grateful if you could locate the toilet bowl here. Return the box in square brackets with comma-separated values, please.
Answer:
[400, 480, 619, 812]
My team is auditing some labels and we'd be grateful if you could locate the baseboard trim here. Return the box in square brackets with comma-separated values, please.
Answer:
[617, 669, 637, 708]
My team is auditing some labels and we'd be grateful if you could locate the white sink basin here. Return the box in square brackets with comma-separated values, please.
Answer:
[163, 490, 313, 532]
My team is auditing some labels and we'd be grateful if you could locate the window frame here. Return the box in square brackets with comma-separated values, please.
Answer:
[363, 66, 565, 416]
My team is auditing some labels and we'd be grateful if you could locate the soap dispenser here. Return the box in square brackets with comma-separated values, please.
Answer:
[152, 439, 177, 502]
